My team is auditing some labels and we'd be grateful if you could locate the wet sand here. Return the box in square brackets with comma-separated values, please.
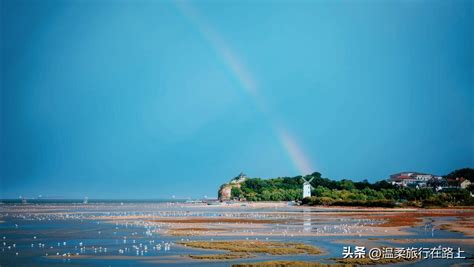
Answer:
[2, 202, 473, 267]
[84, 204, 474, 238]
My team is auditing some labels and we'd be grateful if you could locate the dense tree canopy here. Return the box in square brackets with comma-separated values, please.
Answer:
[446, 168, 474, 182]
[222, 169, 474, 207]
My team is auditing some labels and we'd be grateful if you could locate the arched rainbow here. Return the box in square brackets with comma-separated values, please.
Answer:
[176, 1, 314, 175]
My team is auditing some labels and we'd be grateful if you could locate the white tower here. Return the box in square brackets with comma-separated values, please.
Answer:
[302, 177, 314, 198]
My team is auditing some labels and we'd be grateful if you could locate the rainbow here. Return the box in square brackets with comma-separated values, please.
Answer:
[176, 1, 314, 175]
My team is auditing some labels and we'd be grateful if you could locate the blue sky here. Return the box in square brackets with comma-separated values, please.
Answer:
[1, 0, 472, 199]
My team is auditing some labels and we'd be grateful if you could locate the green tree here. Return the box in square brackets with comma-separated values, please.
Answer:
[446, 168, 474, 182]
[231, 187, 243, 199]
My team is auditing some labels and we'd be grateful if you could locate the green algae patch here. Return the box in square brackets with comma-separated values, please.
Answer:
[232, 261, 351, 267]
[178, 240, 322, 256]
[330, 257, 414, 265]
[179, 240, 322, 261]
[188, 252, 252, 260]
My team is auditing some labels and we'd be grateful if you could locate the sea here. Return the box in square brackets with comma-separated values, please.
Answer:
[0, 200, 472, 267]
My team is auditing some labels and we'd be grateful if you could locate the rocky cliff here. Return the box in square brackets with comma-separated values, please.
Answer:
[218, 173, 247, 201]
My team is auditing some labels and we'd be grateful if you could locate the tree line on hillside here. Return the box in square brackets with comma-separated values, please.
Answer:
[226, 169, 474, 207]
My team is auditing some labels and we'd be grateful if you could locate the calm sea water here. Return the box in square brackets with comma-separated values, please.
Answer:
[0, 201, 472, 267]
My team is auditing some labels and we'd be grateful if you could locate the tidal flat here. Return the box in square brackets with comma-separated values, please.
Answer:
[0, 201, 473, 266]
